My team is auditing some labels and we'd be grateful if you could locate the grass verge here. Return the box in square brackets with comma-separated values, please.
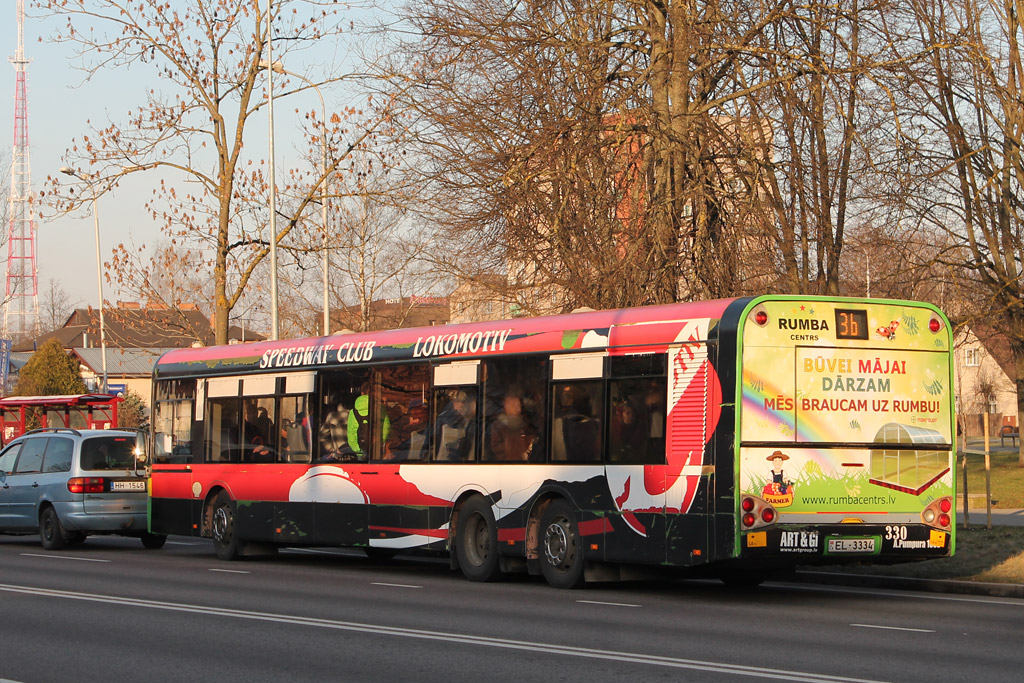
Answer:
[959, 446, 1024, 508]
[811, 526, 1024, 583]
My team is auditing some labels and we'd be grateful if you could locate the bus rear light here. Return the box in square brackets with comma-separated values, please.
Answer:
[742, 512, 756, 528]
[742, 497, 755, 512]
[923, 509, 936, 523]
[929, 317, 942, 333]
[761, 509, 776, 523]
[939, 498, 951, 513]
[938, 513, 951, 528]
[68, 477, 106, 494]
[755, 310, 768, 326]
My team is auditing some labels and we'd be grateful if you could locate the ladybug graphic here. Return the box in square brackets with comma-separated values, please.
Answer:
[876, 320, 899, 340]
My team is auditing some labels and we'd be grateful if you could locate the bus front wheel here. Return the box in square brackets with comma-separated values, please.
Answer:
[539, 500, 585, 589]
[455, 496, 500, 582]
[211, 492, 242, 561]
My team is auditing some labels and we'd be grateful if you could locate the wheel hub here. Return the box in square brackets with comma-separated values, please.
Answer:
[213, 507, 230, 541]
[544, 520, 569, 567]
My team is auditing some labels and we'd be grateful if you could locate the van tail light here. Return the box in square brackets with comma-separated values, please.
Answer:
[68, 477, 106, 494]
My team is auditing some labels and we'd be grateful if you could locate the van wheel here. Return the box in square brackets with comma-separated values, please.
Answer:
[210, 492, 242, 560]
[141, 532, 168, 550]
[539, 500, 585, 589]
[39, 507, 68, 550]
[455, 496, 500, 582]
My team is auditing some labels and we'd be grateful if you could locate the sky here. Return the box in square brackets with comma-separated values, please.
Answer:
[0, 3, 373, 321]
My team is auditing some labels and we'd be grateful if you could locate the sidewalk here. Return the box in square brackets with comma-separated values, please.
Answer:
[791, 509, 1024, 598]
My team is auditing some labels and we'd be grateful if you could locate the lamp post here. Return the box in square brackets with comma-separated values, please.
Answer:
[265, 0, 280, 340]
[259, 59, 331, 335]
[59, 166, 108, 393]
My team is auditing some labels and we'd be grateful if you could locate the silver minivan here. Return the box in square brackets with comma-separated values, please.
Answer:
[0, 428, 166, 550]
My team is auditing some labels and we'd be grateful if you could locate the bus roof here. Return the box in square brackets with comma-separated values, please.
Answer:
[153, 298, 745, 379]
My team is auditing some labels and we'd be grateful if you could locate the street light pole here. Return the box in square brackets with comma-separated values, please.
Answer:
[265, 0, 280, 341]
[60, 166, 108, 394]
[259, 59, 331, 335]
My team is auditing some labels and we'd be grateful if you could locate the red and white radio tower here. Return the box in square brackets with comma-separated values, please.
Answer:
[3, 0, 39, 340]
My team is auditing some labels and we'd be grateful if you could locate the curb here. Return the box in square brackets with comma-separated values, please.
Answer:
[793, 570, 1024, 599]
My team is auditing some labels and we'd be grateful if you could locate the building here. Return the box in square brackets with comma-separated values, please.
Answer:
[8, 302, 263, 399]
[954, 323, 1018, 436]
[333, 296, 450, 332]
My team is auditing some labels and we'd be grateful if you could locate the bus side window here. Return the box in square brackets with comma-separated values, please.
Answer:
[318, 369, 370, 462]
[482, 357, 547, 463]
[279, 394, 312, 464]
[608, 355, 667, 465]
[207, 398, 242, 463]
[432, 387, 477, 462]
[376, 364, 430, 462]
[551, 381, 602, 462]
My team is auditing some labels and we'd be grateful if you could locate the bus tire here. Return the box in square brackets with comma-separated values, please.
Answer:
[455, 496, 500, 582]
[211, 492, 242, 561]
[141, 532, 168, 550]
[39, 506, 68, 551]
[539, 500, 585, 589]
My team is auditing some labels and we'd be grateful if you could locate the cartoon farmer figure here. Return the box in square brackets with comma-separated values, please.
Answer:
[767, 450, 791, 494]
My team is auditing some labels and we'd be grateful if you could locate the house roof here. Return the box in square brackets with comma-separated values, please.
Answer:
[73, 347, 177, 377]
[16, 305, 266, 353]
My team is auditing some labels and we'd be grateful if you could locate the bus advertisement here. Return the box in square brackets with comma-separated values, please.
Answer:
[147, 296, 954, 587]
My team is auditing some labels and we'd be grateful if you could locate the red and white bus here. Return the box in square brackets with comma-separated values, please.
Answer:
[148, 296, 956, 587]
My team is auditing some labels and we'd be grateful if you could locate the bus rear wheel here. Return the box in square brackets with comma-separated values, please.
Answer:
[211, 492, 242, 561]
[539, 500, 585, 589]
[455, 496, 500, 582]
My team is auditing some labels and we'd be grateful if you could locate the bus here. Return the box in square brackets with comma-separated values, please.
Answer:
[147, 296, 956, 587]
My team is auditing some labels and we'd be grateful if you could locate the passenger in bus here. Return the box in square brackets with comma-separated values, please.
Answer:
[435, 390, 476, 461]
[348, 383, 390, 458]
[610, 400, 648, 463]
[553, 386, 600, 461]
[490, 392, 537, 461]
[384, 398, 428, 460]
[318, 395, 354, 461]
[243, 400, 272, 461]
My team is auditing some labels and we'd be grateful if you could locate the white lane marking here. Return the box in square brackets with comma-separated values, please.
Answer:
[20, 553, 111, 563]
[371, 582, 421, 589]
[0, 582, 886, 683]
[576, 600, 641, 608]
[850, 624, 935, 633]
[778, 582, 1024, 607]
[208, 568, 250, 574]
[166, 541, 199, 546]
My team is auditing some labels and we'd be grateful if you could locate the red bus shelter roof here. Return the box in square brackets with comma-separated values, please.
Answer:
[0, 393, 123, 408]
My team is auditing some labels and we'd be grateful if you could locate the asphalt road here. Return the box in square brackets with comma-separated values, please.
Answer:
[1, 534, 1022, 683]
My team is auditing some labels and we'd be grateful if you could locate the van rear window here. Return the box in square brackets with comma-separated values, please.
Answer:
[80, 438, 136, 471]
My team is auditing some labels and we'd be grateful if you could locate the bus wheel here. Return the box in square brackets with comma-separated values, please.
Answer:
[364, 547, 397, 561]
[720, 571, 765, 588]
[141, 532, 168, 550]
[211, 492, 242, 561]
[455, 496, 500, 582]
[539, 500, 585, 589]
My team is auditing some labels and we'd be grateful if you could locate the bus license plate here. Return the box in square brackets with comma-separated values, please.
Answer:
[828, 538, 875, 553]
[111, 481, 146, 492]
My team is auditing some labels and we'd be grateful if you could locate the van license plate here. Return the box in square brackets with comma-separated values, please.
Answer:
[111, 481, 146, 491]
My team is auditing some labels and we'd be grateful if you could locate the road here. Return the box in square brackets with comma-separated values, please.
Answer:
[0, 534, 1021, 683]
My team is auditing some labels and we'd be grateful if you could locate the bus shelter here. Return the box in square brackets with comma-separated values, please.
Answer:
[0, 394, 122, 445]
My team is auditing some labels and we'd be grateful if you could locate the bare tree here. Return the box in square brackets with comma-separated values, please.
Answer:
[38, 279, 79, 333]
[892, 0, 1024, 464]
[37, 0, 392, 344]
